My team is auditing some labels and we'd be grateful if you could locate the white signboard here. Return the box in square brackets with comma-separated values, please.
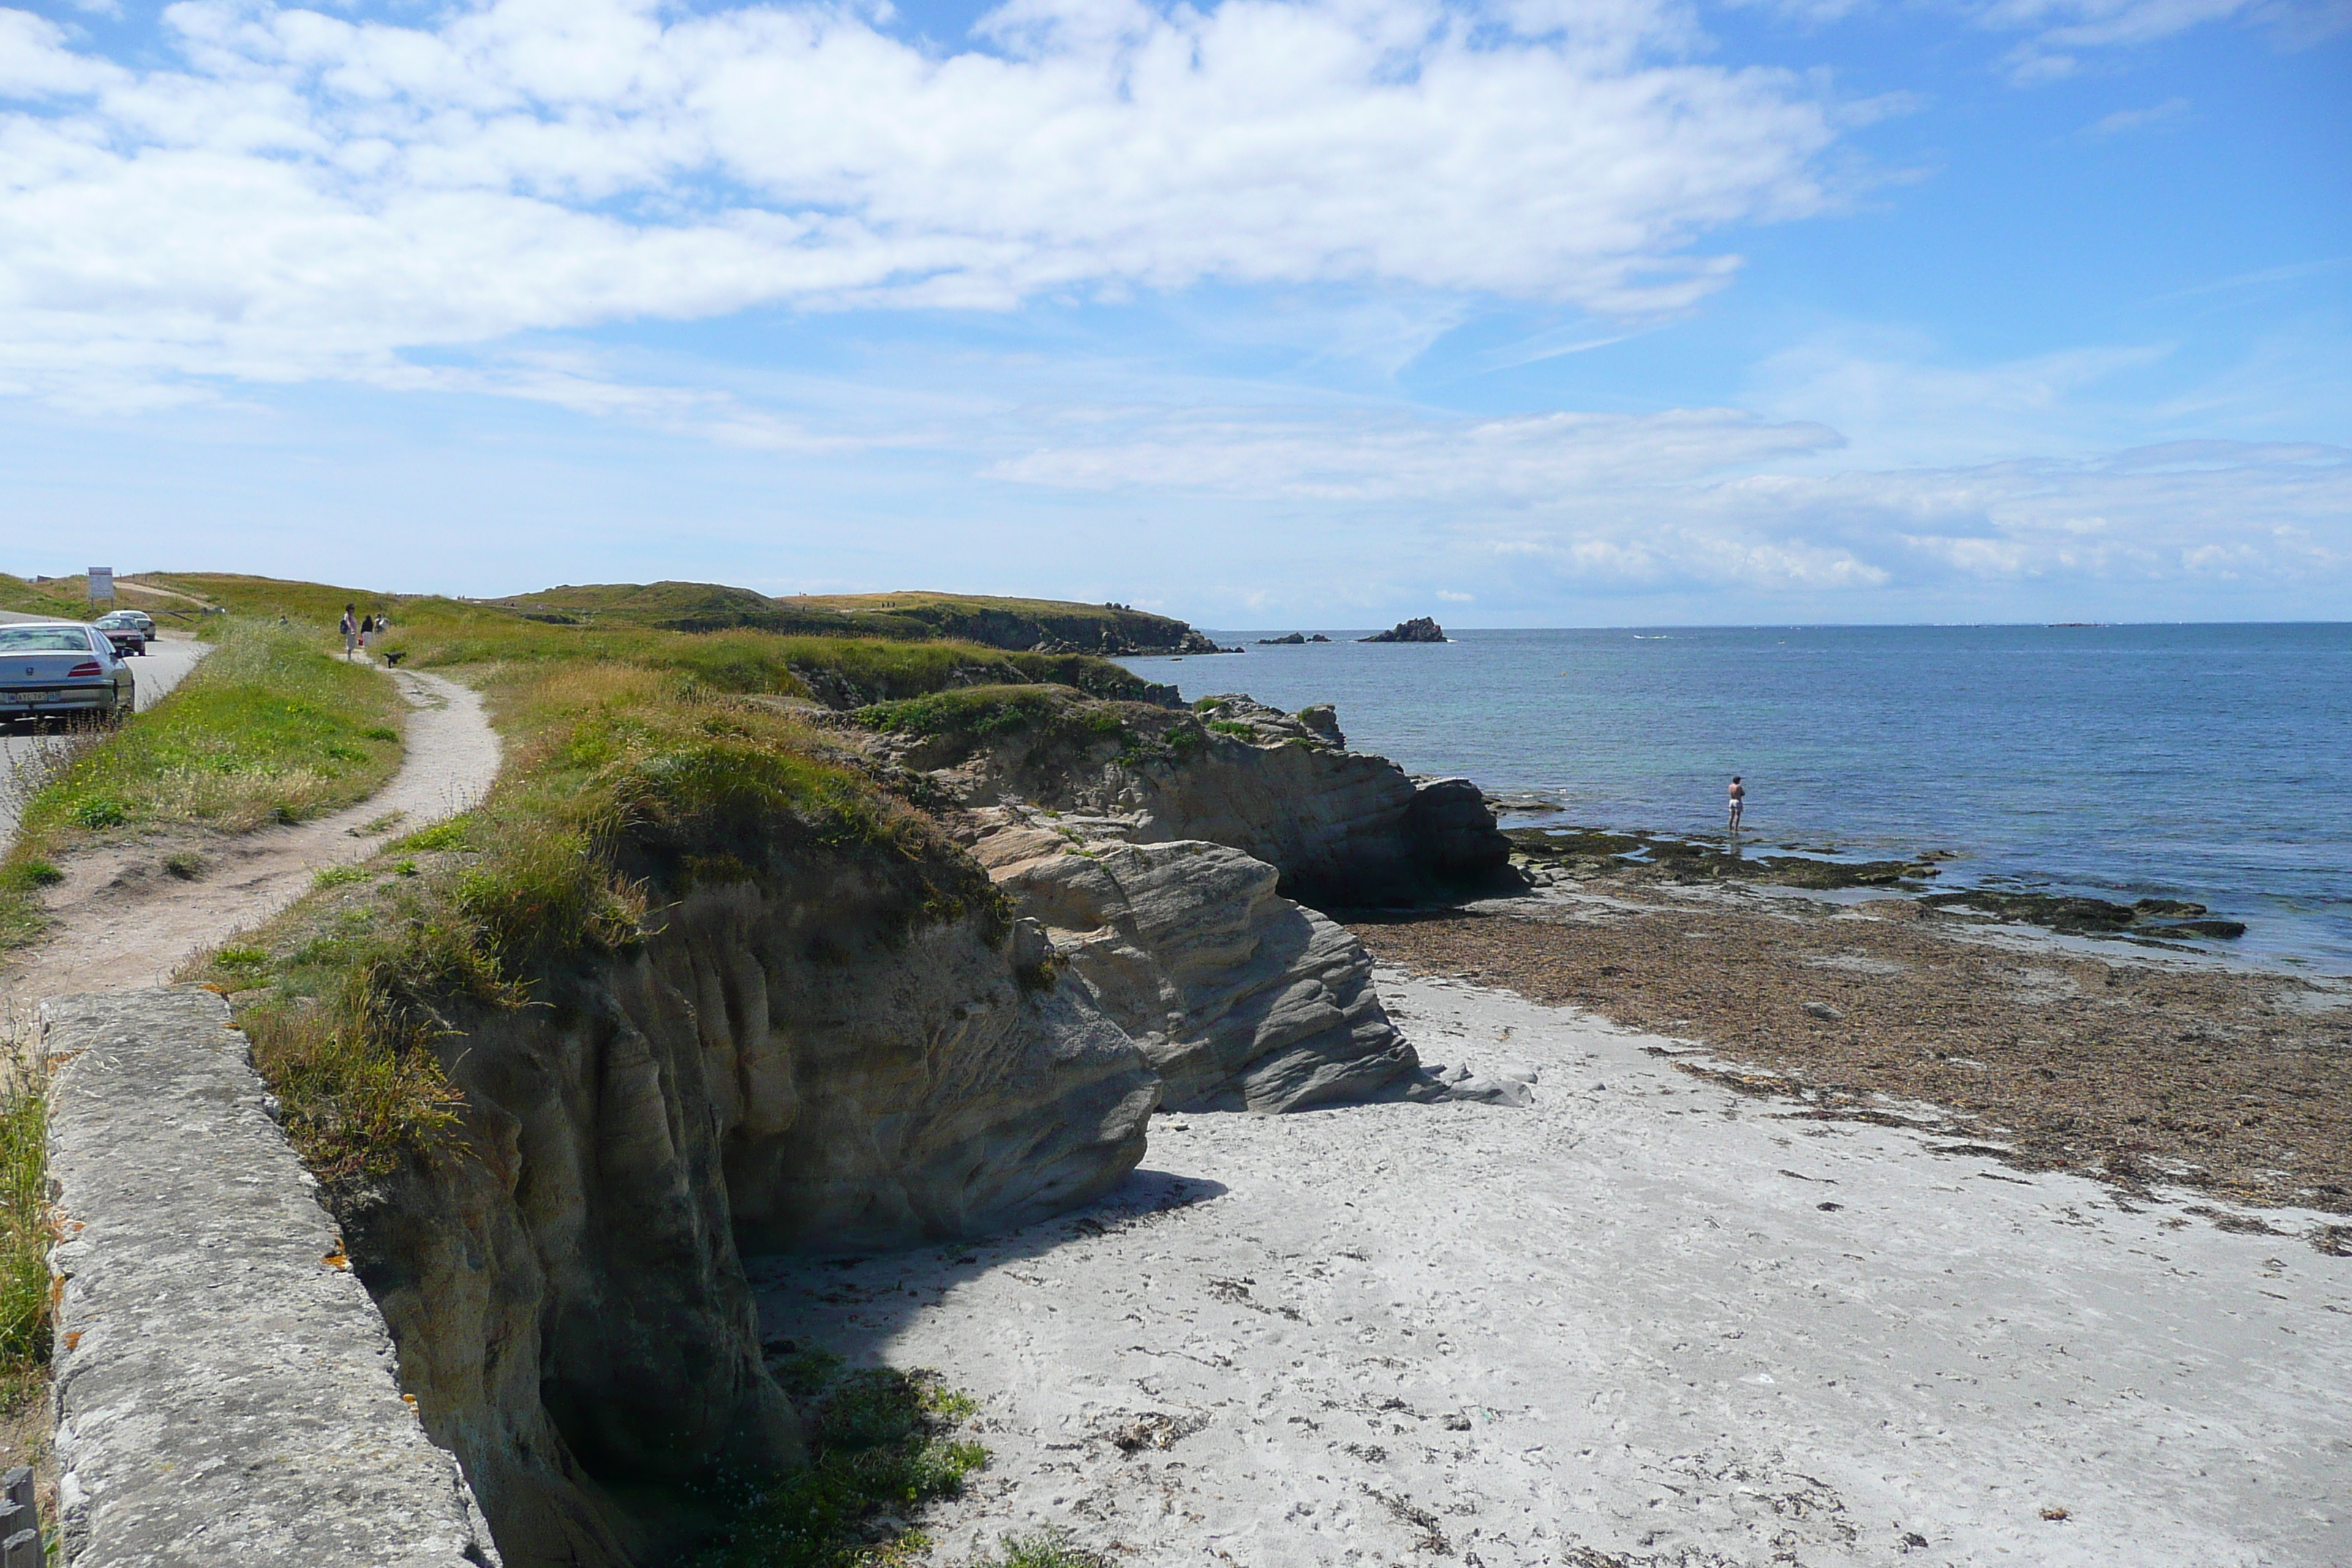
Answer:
[88, 567, 113, 604]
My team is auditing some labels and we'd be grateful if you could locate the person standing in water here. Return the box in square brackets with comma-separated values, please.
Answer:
[1727, 775, 1746, 836]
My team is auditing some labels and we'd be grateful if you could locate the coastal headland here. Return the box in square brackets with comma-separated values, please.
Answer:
[1, 575, 2342, 1567]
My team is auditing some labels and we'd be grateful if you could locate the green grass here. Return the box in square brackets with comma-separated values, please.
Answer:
[856, 685, 1128, 747]
[146, 571, 403, 628]
[489, 581, 937, 641]
[690, 1360, 988, 1568]
[0, 573, 95, 620]
[782, 590, 1199, 652]
[0, 1058, 50, 1381]
[16, 619, 403, 840]
[858, 684, 1218, 773]
[137, 573, 1168, 709]
[181, 657, 1008, 1188]
[0, 619, 406, 949]
[974, 1530, 1115, 1568]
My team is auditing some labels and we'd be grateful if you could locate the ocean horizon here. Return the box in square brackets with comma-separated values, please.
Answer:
[1119, 621, 2352, 973]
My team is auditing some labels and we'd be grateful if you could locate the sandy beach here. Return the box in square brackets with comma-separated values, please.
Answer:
[750, 962, 2352, 1567]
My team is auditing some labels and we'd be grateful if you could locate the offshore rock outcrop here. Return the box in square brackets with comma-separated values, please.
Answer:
[342, 846, 1156, 1568]
[1360, 617, 1446, 644]
[967, 815, 1417, 1109]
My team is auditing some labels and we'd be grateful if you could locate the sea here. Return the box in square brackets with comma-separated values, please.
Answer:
[1116, 624, 2352, 974]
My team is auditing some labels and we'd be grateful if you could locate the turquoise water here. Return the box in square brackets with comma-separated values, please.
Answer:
[1117, 625, 2352, 973]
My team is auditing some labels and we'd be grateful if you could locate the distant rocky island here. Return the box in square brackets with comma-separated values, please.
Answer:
[1360, 617, 1446, 644]
[1255, 632, 1333, 645]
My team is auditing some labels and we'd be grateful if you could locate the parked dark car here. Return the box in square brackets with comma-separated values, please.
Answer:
[91, 609, 153, 655]
[0, 622, 135, 723]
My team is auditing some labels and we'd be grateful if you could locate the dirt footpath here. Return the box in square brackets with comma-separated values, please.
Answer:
[0, 666, 500, 1008]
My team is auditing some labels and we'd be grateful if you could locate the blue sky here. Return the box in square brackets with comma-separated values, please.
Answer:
[1, 0, 2345, 625]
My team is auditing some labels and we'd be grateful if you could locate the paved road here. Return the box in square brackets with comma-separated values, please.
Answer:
[1, 636, 211, 851]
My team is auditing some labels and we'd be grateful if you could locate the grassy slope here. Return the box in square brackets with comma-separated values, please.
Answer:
[490, 581, 938, 641]
[147, 572, 411, 627]
[783, 590, 1200, 649]
[0, 620, 405, 948]
[0, 575, 97, 621]
[137, 576, 1164, 707]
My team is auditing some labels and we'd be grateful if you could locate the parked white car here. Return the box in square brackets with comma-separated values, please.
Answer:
[0, 622, 135, 723]
[91, 608, 155, 654]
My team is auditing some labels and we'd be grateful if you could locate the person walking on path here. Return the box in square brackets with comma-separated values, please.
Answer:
[340, 604, 359, 660]
[1727, 775, 1746, 836]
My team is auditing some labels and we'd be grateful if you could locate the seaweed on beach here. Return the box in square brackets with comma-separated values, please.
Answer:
[1352, 902, 2352, 1226]
[1506, 826, 1938, 892]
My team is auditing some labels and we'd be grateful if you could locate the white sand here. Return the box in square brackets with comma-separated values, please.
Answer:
[749, 968, 2351, 1567]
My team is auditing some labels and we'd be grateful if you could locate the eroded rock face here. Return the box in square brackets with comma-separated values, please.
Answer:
[921, 696, 1509, 906]
[344, 864, 1156, 1568]
[967, 815, 1417, 1109]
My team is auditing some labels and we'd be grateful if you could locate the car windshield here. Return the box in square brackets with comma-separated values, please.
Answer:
[96, 614, 130, 626]
[0, 628, 94, 653]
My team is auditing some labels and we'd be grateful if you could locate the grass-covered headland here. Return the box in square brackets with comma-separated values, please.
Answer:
[140, 576, 1177, 1562]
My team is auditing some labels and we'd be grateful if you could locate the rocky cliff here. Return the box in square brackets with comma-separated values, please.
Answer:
[966, 815, 1417, 1109]
[318, 686, 1501, 1567]
[875, 692, 1510, 907]
[337, 830, 1156, 1567]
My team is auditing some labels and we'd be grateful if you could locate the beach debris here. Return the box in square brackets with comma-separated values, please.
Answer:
[1100, 1411, 1207, 1453]
[1364, 1486, 1452, 1553]
[2040, 1506, 2070, 1522]
[1507, 825, 1940, 890]
[1803, 1001, 1844, 1022]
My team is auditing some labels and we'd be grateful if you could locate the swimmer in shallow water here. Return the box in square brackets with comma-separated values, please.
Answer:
[1727, 775, 1745, 835]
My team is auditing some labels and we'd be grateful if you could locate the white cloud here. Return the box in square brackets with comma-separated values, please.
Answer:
[984, 405, 1845, 497]
[2086, 95, 2190, 134]
[977, 398, 2351, 598]
[1987, 0, 2350, 80]
[1741, 331, 2176, 465]
[0, 0, 1847, 404]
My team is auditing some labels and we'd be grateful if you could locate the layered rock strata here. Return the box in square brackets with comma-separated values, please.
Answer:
[967, 815, 1417, 1109]
[342, 847, 1156, 1567]
[905, 694, 1511, 906]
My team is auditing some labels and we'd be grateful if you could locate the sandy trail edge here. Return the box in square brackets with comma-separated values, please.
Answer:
[0, 667, 500, 1010]
[751, 966, 2351, 1568]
